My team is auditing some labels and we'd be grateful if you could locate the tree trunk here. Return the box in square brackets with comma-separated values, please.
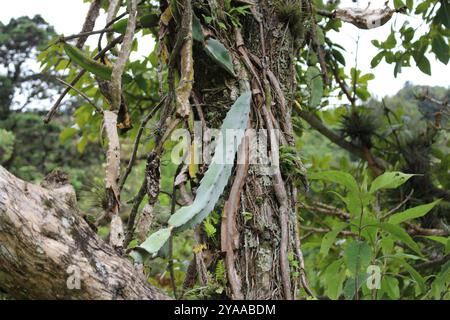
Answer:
[0, 166, 168, 299]
[190, 0, 309, 299]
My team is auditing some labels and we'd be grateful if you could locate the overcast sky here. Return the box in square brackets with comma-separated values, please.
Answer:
[1, 0, 448, 102]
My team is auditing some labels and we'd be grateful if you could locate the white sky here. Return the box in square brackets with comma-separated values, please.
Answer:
[0, 0, 448, 103]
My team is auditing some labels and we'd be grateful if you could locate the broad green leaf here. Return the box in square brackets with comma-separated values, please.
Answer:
[204, 38, 236, 77]
[344, 240, 372, 275]
[369, 171, 415, 194]
[343, 273, 368, 300]
[414, 55, 431, 75]
[332, 49, 346, 66]
[431, 260, 450, 299]
[378, 223, 422, 256]
[345, 191, 362, 216]
[76, 135, 88, 154]
[112, 18, 128, 34]
[388, 199, 441, 224]
[423, 236, 448, 245]
[371, 51, 385, 68]
[397, 259, 426, 294]
[406, 0, 413, 11]
[63, 43, 112, 80]
[305, 66, 323, 108]
[435, 1, 450, 28]
[431, 35, 449, 64]
[384, 33, 397, 49]
[192, 14, 204, 43]
[382, 276, 400, 299]
[320, 222, 347, 256]
[315, 25, 325, 45]
[393, 0, 405, 10]
[169, 91, 251, 230]
[136, 91, 251, 259]
[139, 14, 158, 28]
[359, 73, 375, 83]
[309, 170, 359, 194]
[325, 260, 346, 300]
[139, 227, 172, 256]
[59, 127, 77, 143]
[415, 1, 429, 14]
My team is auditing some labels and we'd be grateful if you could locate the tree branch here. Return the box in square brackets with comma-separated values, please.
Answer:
[0, 166, 169, 300]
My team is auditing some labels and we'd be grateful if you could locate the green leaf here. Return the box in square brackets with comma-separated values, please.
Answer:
[59, 127, 77, 143]
[423, 236, 448, 246]
[388, 199, 441, 224]
[344, 240, 372, 275]
[343, 273, 368, 300]
[400, 260, 426, 294]
[204, 38, 236, 77]
[415, 1, 429, 14]
[370, 51, 385, 68]
[309, 170, 359, 194]
[139, 14, 158, 28]
[378, 223, 422, 256]
[414, 55, 431, 75]
[63, 43, 112, 80]
[136, 91, 251, 259]
[369, 171, 415, 194]
[112, 18, 128, 34]
[383, 33, 397, 49]
[359, 73, 375, 83]
[168, 91, 251, 230]
[382, 276, 400, 299]
[332, 49, 346, 66]
[434, 1, 450, 28]
[315, 25, 325, 45]
[192, 14, 205, 43]
[320, 222, 347, 256]
[76, 135, 88, 154]
[393, 0, 405, 10]
[406, 0, 413, 11]
[432, 36, 449, 64]
[325, 260, 346, 300]
[203, 218, 217, 238]
[431, 260, 450, 299]
[139, 227, 172, 256]
[305, 66, 323, 108]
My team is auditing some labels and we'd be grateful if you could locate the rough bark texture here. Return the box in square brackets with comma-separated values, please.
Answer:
[0, 166, 168, 300]
[191, 0, 307, 299]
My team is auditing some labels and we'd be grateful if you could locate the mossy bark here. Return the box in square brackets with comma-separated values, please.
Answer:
[190, 0, 308, 299]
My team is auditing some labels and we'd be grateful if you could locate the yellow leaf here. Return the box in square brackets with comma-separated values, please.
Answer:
[193, 243, 206, 254]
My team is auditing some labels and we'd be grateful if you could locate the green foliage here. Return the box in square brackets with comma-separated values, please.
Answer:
[306, 168, 445, 299]
[388, 199, 441, 224]
[0, 15, 58, 119]
[305, 66, 323, 107]
[203, 38, 236, 77]
[63, 43, 113, 80]
[344, 240, 372, 275]
[370, 0, 449, 77]
[135, 91, 251, 258]
[0, 129, 15, 164]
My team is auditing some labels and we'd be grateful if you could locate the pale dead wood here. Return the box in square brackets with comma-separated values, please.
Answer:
[110, 0, 138, 112]
[221, 122, 250, 300]
[175, 0, 194, 118]
[103, 111, 123, 248]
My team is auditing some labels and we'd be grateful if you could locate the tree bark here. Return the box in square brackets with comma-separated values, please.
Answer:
[189, 0, 309, 299]
[0, 166, 168, 300]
